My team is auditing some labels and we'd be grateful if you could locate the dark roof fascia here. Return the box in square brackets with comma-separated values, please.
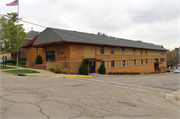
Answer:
[33, 41, 168, 51]
[22, 34, 40, 48]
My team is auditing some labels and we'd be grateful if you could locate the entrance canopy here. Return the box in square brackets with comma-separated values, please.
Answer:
[84, 58, 102, 62]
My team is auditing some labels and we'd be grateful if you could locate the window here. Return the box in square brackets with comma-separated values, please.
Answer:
[100, 47, 104, 54]
[146, 59, 148, 64]
[111, 61, 114, 67]
[141, 59, 143, 64]
[141, 50, 143, 55]
[122, 48, 125, 55]
[160, 58, 165, 62]
[46, 51, 55, 61]
[134, 60, 136, 65]
[101, 61, 104, 66]
[111, 47, 114, 54]
[145, 50, 147, 55]
[161, 51, 164, 55]
[134, 49, 136, 55]
[123, 60, 125, 66]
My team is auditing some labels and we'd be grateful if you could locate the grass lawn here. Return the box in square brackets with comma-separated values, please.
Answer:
[1, 63, 26, 68]
[1, 66, 15, 69]
[3, 69, 40, 74]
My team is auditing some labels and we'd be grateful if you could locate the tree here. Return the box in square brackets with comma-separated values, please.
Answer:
[167, 49, 179, 68]
[0, 12, 27, 53]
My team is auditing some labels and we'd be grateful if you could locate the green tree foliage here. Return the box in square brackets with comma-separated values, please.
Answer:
[99, 64, 106, 74]
[167, 49, 179, 67]
[0, 12, 27, 53]
[79, 60, 88, 75]
[35, 55, 42, 64]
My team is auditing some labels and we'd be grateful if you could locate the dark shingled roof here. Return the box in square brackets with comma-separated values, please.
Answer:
[33, 27, 167, 51]
[25, 30, 40, 40]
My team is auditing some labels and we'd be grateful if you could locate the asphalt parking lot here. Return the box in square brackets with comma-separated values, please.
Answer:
[0, 73, 180, 119]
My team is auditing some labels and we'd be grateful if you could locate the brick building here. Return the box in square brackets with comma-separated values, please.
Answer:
[22, 27, 167, 74]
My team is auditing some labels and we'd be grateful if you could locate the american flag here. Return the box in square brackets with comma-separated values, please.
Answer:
[6, 0, 18, 6]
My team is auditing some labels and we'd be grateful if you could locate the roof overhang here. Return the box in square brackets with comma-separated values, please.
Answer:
[33, 41, 168, 51]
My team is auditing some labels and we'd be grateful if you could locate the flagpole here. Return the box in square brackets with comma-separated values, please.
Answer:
[16, 0, 19, 71]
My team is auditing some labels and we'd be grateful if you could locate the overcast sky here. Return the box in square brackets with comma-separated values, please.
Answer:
[1, 0, 179, 50]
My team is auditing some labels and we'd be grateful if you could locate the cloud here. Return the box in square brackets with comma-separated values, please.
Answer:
[2, 0, 179, 50]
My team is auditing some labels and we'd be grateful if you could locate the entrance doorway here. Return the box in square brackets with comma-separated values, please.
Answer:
[89, 61, 95, 73]
[154, 63, 159, 70]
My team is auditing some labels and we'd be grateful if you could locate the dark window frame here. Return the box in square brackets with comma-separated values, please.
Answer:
[141, 59, 143, 64]
[141, 50, 143, 55]
[134, 49, 136, 55]
[160, 58, 165, 62]
[123, 60, 125, 66]
[161, 51, 164, 55]
[46, 51, 55, 61]
[111, 61, 114, 67]
[134, 60, 136, 65]
[111, 47, 114, 54]
[100, 46, 104, 54]
[122, 48, 125, 55]
[146, 59, 148, 64]
[145, 50, 147, 55]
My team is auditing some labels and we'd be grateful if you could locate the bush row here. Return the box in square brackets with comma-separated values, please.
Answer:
[109, 72, 141, 75]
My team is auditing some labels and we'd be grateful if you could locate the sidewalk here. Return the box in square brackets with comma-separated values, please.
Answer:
[0, 64, 92, 78]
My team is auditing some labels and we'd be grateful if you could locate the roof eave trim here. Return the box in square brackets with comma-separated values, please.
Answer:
[33, 41, 168, 51]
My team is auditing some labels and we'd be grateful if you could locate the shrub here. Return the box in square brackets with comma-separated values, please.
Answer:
[62, 67, 66, 70]
[99, 64, 106, 74]
[79, 60, 88, 75]
[21, 61, 26, 65]
[7, 59, 17, 64]
[35, 55, 42, 64]
[54, 68, 61, 73]
[19, 58, 27, 61]
[49, 66, 56, 71]
[62, 72, 69, 74]
[113, 72, 116, 75]
[109, 72, 112, 75]
[166, 69, 170, 72]
[70, 72, 76, 74]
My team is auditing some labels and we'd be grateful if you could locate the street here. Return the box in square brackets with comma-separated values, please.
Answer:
[0, 73, 180, 119]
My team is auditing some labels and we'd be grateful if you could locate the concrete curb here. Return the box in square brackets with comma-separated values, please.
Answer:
[165, 89, 180, 106]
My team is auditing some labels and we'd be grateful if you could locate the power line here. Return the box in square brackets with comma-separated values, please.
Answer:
[0, 13, 46, 28]
[19, 19, 46, 28]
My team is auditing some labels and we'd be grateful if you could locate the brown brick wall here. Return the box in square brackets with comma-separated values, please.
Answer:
[70, 45, 84, 60]
[26, 62, 35, 68]
[26, 44, 167, 74]
[104, 63, 154, 74]
[38, 48, 46, 64]
[27, 46, 37, 62]
[26, 46, 46, 67]
[55, 45, 70, 61]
